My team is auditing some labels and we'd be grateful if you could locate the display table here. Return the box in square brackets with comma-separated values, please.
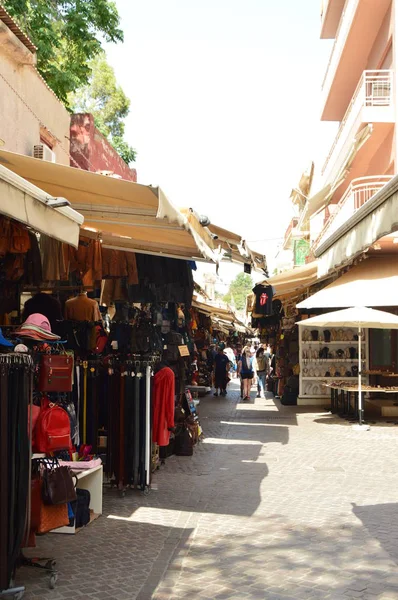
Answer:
[51, 465, 103, 535]
[324, 383, 398, 420]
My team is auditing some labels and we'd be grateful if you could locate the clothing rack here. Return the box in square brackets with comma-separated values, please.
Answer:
[0, 354, 33, 600]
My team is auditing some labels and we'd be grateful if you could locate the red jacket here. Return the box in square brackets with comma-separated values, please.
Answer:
[153, 367, 175, 446]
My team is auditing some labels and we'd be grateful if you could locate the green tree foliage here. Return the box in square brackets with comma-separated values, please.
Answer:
[3, 0, 123, 104]
[69, 53, 136, 164]
[223, 273, 253, 311]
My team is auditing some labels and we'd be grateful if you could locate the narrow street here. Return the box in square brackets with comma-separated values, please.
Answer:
[21, 381, 398, 600]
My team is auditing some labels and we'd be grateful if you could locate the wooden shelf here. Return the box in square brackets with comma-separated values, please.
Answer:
[302, 377, 359, 380]
[301, 341, 365, 345]
[302, 359, 365, 362]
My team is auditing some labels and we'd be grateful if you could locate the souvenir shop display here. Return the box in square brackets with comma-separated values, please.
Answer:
[298, 325, 368, 404]
[0, 210, 212, 597]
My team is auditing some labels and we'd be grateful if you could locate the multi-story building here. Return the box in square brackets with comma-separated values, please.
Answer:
[0, 4, 71, 165]
[304, 0, 395, 265]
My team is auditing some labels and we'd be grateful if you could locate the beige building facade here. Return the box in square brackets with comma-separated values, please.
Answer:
[0, 5, 70, 165]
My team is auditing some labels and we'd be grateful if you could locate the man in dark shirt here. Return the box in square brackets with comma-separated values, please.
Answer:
[214, 347, 230, 397]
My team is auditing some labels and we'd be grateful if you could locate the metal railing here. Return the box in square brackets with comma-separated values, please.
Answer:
[312, 175, 394, 250]
[283, 217, 299, 246]
[322, 70, 393, 175]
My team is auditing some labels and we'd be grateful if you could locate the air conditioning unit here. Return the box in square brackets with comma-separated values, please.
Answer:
[33, 144, 56, 163]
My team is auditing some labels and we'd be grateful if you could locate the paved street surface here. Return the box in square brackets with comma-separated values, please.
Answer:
[20, 381, 398, 600]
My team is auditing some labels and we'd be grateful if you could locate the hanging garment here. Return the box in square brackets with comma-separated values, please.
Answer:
[252, 284, 274, 316]
[152, 367, 175, 447]
[69, 237, 102, 286]
[25, 232, 43, 286]
[64, 294, 101, 322]
[102, 249, 128, 278]
[40, 235, 68, 282]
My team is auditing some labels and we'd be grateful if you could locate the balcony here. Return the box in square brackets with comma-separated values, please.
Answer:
[322, 70, 394, 180]
[320, 0, 346, 39]
[283, 217, 299, 250]
[321, 0, 391, 121]
[312, 175, 394, 249]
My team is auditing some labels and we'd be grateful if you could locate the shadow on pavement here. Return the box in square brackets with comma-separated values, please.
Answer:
[20, 515, 194, 600]
[353, 502, 398, 566]
[152, 513, 398, 599]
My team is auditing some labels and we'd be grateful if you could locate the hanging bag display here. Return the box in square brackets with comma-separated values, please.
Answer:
[35, 396, 72, 454]
[38, 354, 73, 392]
[163, 331, 184, 363]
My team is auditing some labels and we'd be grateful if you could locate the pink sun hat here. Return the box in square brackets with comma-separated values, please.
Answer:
[13, 313, 61, 341]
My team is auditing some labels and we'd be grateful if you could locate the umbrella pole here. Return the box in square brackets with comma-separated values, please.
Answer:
[358, 326, 362, 426]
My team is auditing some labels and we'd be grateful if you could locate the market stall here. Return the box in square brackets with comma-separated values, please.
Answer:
[0, 149, 266, 599]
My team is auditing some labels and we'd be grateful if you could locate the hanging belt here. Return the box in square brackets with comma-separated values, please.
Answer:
[83, 361, 88, 445]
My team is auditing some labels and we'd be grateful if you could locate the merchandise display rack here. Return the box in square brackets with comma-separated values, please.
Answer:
[298, 326, 369, 406]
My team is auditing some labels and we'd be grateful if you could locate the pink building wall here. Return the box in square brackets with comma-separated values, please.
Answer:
[70, 113, 137, 182]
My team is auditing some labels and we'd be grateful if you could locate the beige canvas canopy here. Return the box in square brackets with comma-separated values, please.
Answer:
[0, 163, 83, 247]
[0, 149, 266, 272]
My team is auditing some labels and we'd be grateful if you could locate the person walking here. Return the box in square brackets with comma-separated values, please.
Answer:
[235, 345, 244, 397]
[238, 346, 254, 402]
[213, 346, 230, 397]
[253, 346, 269, 398]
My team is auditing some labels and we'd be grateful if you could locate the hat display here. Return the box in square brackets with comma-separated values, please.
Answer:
[13, 313, 61, 341]
[0, 328, 13, 347]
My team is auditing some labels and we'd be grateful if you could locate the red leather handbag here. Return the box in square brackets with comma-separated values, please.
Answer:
[38, 354, 73, 392]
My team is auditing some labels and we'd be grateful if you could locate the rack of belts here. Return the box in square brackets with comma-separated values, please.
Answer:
[0, 354, 34, 600]
[75, 354, 159, 496]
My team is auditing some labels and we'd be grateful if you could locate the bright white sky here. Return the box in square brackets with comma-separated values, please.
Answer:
[105, 0, 337, 281]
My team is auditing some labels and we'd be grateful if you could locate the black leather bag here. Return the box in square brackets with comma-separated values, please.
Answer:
[174, 425, 193, 456]
[42, 463, 77, 506]
[131, 323, 163, 354]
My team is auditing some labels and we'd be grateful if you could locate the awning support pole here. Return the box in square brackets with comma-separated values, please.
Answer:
[358, 326, 363, 426]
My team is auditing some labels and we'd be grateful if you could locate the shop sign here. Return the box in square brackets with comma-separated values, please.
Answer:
[294, 239, 310, 266]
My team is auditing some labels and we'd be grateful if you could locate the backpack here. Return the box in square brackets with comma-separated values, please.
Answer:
[162, 331, 184, 363]
[71, 489, 91, 528]
[35, 396, 72, 454]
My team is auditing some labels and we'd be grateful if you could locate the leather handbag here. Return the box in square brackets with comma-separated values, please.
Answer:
[38, 354, 73, 392]
[42, 463, 77, 505]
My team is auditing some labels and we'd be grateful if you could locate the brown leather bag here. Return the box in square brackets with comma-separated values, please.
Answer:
[38, 354, 73, 392]
[42, 465, 77, 505]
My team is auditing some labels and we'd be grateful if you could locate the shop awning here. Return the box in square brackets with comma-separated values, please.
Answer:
[0, 163, 83, 247]
[181, 213, 267, 273]
[0, 150, 267, 271]
[0, 150, 217, 262]
[315, 175, 398, 277]
[297, 257, 398, 309]
[192, 298, 250, 332]
[260, 262, 319, 298]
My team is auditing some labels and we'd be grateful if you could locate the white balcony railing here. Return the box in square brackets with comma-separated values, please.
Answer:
[312, 175, 394, 249]
[322, 70, 393, 176]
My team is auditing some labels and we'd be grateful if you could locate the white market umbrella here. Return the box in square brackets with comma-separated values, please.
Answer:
[298, 307, 398, 427]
